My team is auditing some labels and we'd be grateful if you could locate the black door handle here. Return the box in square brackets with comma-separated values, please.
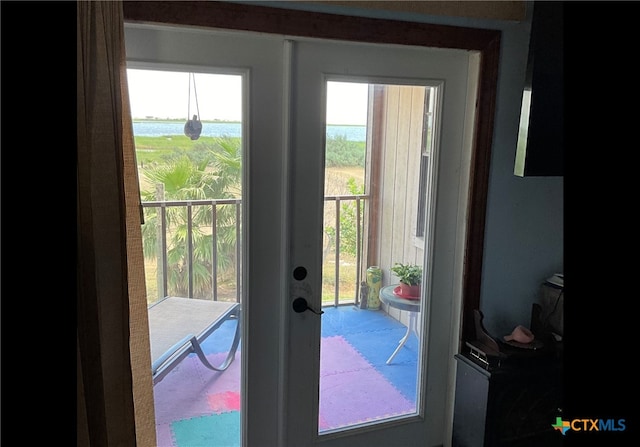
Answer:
[292, 297, 324, 315]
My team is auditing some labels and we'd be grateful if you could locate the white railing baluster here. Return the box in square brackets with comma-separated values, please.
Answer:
[142, 195, 367, 305]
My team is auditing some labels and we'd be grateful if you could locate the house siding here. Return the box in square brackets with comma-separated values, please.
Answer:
[369, 85, 426, 325]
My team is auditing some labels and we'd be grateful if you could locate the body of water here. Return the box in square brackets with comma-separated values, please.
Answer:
[133, 121, 366, 142]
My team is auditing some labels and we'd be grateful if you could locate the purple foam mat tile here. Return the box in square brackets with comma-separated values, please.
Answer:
[154, 353, 241, 424]
[318, 367, 415, 430]
[153, 357, 206, 422]
[320, 336, 373, 376]
[193, 352, 242, 394]
[344, 332, 419, 402]
[318, 413, 330, 431]
[344, 329, 418, 367]
[155, 421, 176, 447]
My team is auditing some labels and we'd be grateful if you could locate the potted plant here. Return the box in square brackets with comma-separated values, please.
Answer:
[390, 262, 423, 298]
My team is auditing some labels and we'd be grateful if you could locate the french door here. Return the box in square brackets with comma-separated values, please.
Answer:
[125, 23, 475, 447]
[285, 39, 473, 447]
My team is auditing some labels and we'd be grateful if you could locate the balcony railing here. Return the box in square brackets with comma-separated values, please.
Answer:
[141, 194, 368, 306]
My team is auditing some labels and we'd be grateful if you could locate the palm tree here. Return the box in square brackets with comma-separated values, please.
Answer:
[140, 137, 242, 300]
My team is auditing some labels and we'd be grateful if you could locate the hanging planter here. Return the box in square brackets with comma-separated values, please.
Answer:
[184, 114, 202, 140]
[184, 72, 203, 140]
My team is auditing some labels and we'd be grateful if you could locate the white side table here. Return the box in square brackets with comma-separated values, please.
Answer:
[379, 284, 421, 364]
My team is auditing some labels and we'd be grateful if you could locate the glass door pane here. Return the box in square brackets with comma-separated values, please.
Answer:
[319, 81, 440, 433]
[127, 67, 244, 446]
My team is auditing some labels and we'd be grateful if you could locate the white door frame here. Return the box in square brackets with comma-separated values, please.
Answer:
[125, 24, 479, 447]
[284, 37, 477, 446]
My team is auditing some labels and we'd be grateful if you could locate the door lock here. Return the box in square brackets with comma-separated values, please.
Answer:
[292, 297, 324, 315]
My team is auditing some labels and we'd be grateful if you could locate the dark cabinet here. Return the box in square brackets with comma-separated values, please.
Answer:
[452, 353, 563, 447]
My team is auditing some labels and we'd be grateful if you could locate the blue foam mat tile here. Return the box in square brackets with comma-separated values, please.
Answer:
[375, 363, 418, 402]
[343, 329, 417, 365]
[343, 330, 419, 401]
[321, 306, 405, 336]
[198, 319, 240, 354]
[172, 411, 240, 447]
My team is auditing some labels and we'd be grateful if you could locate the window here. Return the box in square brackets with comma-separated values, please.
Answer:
[415, 86, 438, 243]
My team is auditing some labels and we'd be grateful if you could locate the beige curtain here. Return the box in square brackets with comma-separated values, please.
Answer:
[77, 1, 156, 445]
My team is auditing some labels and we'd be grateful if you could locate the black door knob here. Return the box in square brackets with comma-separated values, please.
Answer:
[292, 297, 324, 315]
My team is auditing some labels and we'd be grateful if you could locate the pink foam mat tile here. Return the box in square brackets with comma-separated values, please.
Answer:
[318, 413, 331, 431]
[208, 390, 241, 413]
[319, 368, 415, 430]
[154, 353, 241, 424]
[320, 335, 373, 376]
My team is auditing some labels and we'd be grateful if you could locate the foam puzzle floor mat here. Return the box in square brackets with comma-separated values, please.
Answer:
[153, 306, 418, 447]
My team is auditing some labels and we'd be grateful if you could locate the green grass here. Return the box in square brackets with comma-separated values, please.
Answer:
[135, 135, 240, 165]
[134, 134, 364, 168]
[321, 257, 359, 303]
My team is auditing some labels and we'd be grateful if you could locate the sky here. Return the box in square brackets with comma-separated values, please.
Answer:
[126, 68, 368, 125]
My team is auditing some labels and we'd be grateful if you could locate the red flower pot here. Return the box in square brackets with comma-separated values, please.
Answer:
[399, 283, 420, 298]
